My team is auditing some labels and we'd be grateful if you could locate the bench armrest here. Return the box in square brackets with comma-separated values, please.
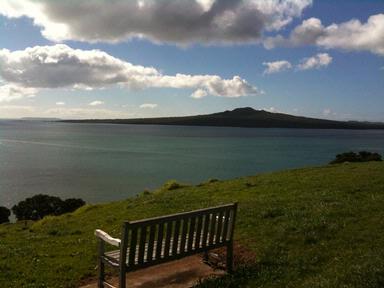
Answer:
[95, 229, 121, 247]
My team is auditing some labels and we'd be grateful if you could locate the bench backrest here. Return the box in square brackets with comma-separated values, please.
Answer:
[119, 203, 237, 270]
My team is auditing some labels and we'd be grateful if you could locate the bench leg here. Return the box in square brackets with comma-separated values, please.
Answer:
[98, 240, 105, 288]
[98, 260, 105, 288]
[226, 241, 234, 273]
[119, 266, 126, 288]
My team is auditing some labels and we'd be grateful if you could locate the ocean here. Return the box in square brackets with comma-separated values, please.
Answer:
[1, 120, 384, 207]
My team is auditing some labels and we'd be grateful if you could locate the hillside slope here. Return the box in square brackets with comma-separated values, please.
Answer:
[1, 162, 384, 287]
[63, 107, 384, 129]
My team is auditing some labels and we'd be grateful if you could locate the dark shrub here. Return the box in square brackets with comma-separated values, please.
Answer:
[331, 151, 358, 164]
[330, 151, 382, 164]
[0, 206, 11, 224]
[62, 198, 86, 213]
[12, 194, 62, 221]
[12, 194, 86, 221]
[358, 151, 382, 162]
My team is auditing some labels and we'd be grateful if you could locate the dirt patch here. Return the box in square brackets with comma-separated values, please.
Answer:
[79, 255, 224, 288]
[204, 242, 257, 270]
[79, 242, 256, 288]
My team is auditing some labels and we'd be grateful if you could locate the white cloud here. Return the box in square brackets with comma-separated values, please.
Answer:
[0, 0, 312, 45]
[262, 54, 332, 74]
[264, 14, 384, 56]
[139, 103, 158, 109]
[89, 100, 104, 106]
[263, 60, 292, 74]
[151, 75, 258, 98]
[297, 53, 332, 70]
[0, 44, 157, 90]
[55, 101, 65, 106]
[0, 84, 37, 103]
[0, 44, 260, 100]
[190, 89, 208, 99]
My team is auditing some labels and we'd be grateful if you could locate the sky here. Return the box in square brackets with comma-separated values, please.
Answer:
[0, 0, 383, 120]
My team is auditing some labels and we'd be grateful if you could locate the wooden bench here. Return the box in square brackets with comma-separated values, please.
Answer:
[95, 203, 238, 288]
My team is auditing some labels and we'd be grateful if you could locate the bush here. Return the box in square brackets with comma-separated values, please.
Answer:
[330, 151, 382, 164]
[138, 190, 152, 197]
[162, 180, 185, 191]
[358, 151, 382, 161]
[62, 198, 86, 214]
[12, 194, 86, 221]
[0, 206, 11, 224]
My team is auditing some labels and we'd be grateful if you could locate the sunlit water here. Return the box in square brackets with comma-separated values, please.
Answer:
[1, 120, 384, 207]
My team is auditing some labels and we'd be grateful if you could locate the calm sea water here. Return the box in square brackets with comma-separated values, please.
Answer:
[1, 120, 384, 207]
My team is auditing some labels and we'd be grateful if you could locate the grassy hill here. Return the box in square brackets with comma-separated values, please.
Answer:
[63, 107, 384, 129]
[1, 162, 384, 287]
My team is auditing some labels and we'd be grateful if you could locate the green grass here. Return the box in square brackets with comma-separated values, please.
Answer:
[1, 162, 384, 287]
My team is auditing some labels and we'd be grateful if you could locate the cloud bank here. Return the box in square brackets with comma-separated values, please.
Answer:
[0, 84, 37, 103]
[89, 101, 104, 106]
[139, 103, 158, 109]
[297, 53, 332, 70]
[0, 0, 312, 45]
[263, 53, 332, 74]
[191, 89, 209, 99]
[1, 1, 382, 58]
[0, 44, 259, 102]
[263, 60, 292, 74]
[264, 14, 384, 56]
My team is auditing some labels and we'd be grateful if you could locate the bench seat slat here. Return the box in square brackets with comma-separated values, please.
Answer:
[216, 211, 224, 243]
[187, 217, 196, 252]
[201, 214, 209, 248]
[164, 222, 173, 257]
[194, 215, 203, 250]
[103, 241, 230, 272]
[138, 226, 147, 265]
[128, 227, 138, 266]
[179, 218, 188, 254]
[104, 232, 220, 265]
[172, 219, 181, 256]
[155, 223, 164, 260]
[222, 210, 230, 242]
[147, 224, 156, 262]
[208, 212, 216, 245]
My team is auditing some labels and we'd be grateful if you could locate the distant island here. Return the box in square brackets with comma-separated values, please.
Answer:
[21, 117, 61, 121]
[62, 107, 384, 129]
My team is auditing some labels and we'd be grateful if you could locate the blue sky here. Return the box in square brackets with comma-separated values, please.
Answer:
[0, 0, 383, 120]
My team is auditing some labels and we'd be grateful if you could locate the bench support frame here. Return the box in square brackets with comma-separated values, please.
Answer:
[96, 203, 237, 288]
